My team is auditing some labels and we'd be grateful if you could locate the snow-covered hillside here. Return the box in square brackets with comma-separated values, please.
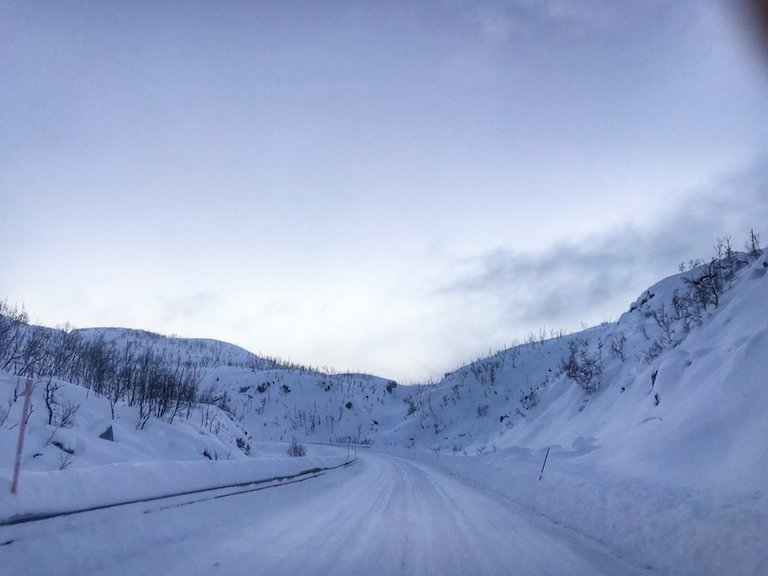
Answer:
[74, 327, 285, 370]
[394, 248, 768, 488]
[1, 246, 765, 471]
[4, 245, 764, 468]
[200, 367, 403, 445]
[370, 246, 767, 575]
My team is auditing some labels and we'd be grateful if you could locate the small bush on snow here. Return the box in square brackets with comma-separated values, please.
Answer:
[560, 338, 602, 394]
[287, 437, 306, 457]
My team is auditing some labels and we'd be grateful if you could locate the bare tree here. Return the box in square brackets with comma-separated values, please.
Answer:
[44, 378, 59, 426]
[747, 228, 761, 259]
[609, 334, 627, 362]
[19, 326, 50, 376]
[684, 259, 723, 309]
[44, 377, 80, 427]
[0, 301, 30, 373]
[560, 338, 602, 394]
[649, 305, 677, 346]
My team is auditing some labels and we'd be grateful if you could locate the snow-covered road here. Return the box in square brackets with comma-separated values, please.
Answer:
[2, 451, 646, 575]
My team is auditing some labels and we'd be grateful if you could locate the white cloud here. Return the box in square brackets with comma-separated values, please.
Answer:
[436, 161, 768, 349]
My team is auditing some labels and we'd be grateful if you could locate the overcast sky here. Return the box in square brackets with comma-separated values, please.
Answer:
[1, 0, 767, 382]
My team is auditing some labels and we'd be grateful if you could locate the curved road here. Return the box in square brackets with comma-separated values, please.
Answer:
[3, 451, 645, 575]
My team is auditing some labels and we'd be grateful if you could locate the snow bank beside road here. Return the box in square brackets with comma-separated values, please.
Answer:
[0, 443, 349, 523]
[378, 447, 768, 576]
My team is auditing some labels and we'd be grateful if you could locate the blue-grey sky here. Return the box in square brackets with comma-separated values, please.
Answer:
[2, 0, 767, 382]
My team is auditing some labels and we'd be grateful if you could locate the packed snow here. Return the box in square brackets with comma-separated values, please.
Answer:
[3, 450, 652, 576]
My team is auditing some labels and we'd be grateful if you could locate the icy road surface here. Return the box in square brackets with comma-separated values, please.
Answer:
[2, 452, 647, 576]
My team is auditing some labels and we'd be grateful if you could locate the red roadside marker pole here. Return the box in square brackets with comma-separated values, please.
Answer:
[11, 376, 34, 495]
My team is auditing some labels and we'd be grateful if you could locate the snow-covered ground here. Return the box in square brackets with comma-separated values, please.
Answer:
[382, 446, 767, 576]
[1, 451, 650, 576]
[1, 246, 766, 574]
[0, 441, 351, 525]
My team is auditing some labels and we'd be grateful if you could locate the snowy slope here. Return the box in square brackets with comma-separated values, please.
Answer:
[67, 328, 411, 447]
[366, 249, 768, 575]
[2, 248, 765, 474]
[393, 250, 768, 490]
[200, 367, 404, 445]
[0, 369, 352, 526]
[74, 327, 282, 370]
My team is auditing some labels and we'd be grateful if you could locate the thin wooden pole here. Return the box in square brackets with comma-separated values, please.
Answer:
[538, 447, 551, 481]
[11, 377, 34, 494]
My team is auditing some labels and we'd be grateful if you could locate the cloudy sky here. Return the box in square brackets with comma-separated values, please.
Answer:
[2, 0, 767, 382]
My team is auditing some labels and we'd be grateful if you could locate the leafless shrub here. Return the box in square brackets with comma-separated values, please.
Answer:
[58, 401, 79, 428]
[609, 334, 627, 362]
[649, 305, 677, 346]
[560, 338, 602, 394]
[746, 228, 761, 259]
[644, 340, 664, 363]
[520, 387, 538, 410]
[58, 451, 74, 470]
[287, 437, 306, 457]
